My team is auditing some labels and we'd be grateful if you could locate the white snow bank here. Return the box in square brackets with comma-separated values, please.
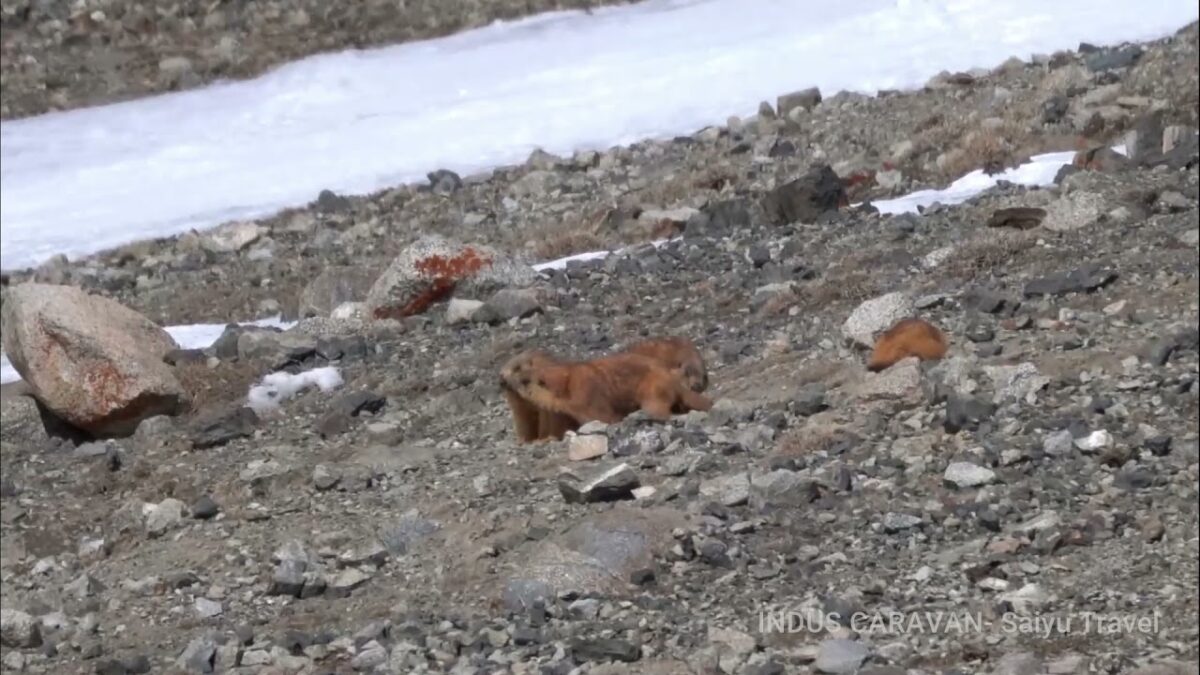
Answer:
[870, 150, 1078, 214]
[531, 237, 677, 272]
[245, 366, 344, 415]
[871, 144, 1127, 214]
[3, 0, 1195, 269]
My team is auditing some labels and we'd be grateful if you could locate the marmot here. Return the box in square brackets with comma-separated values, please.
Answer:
[623, 336, 708, 393]
[499, 348, 713, 443]
[867, 318, 949, 372]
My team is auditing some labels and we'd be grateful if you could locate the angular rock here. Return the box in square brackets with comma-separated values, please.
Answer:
[364, 235, 537, 319]
[776, 87, 822, 117]
[297, 266, 380, 318]
[0, 609, 41, 648]
[1124, 111, 1165, 166]
[427, 169, 463, 194]
[190, 406, 258, 449]
[987, 207, 1046, 230]
[944, 394, 996, 434]
[1, 283, 188, 436]
[332, 390, 387, 417]
[944, 462, 997, 488]
[0, 392, 51, 450]
[699, 473, 751, 507]
[1073, 146, 1131, 173]
[473, 288, 543, 324]
[559, 463, 640, 504]
[504, 507, 687, 607]
[201, 221, 262, 253]
[815, 639, 869, 674]
[842, 292, 915, 347]
[855, 357, 923, 401]
[177, 634, 217, 673]
[761, 164, 847, 226]
[984, 363, 1050, 404]
[327, 568, 372, 598]
[689, 199, 753, 237]
[314, 189, 351, 213]
[568, 434, 608, 461]
[571, 637, 641, 663]
[236, 330, 317, 367]
[882, 513, 923, 532]
[445, 298, 484, 325]
[749, 470, 820, 511]
[1023, 266, 1118, 297]
[144, 498, 186, 538]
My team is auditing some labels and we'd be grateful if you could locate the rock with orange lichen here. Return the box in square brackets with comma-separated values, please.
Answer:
[364, 235, 537, 320]
[1, 283, 188, 437]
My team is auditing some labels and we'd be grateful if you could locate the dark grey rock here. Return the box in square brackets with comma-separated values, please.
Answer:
[1041, 95, 1069, 124]
[190, 495, 219, 520]
[427, 169, 463, 194]
[944, 395, 996, 434]
[791, 385, 829, 416]
[474, 288, 543, 324]
[1085, 45, 1142, 72]
[176, 635, 217, 673]
[316, 335, 369, 362]
[966, 324, 995, 343]
[962, 288, 1016, 314]
[761, 164, 847, 226]
[163, 348, 206, 366]
[570, 637, 641, 663]
[1023, 266, 1118, 297]
[558, 463, 640, 504]
[882, 513, 923, 532]
[688, 199, 753, 238]
[190, 406, 258, 449]
[776, 87, 822, 117]
[314, 189, 351, 213]
[333, 390, 387, 417]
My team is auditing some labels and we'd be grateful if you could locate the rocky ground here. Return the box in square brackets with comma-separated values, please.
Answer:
[2, 19, 1199, 675]
[0, 0, 635, 120]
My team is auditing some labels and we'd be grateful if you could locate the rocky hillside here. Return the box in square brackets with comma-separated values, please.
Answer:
[0, 0, 635, 120]
[1, 22, 1199, 675]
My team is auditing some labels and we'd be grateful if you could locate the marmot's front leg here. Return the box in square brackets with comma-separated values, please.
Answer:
[538, 409, 579, 441]
[503, 387, 542, 443]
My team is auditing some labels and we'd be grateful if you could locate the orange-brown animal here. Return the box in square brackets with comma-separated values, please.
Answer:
[866, 318, 949, 372]
[623, 336, 708, 393]
[499, 348, 713, 443]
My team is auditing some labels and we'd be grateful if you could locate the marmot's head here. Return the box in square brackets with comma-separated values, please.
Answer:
[499, 350, 554, 389]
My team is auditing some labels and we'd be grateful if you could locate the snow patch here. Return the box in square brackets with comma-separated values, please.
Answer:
[245, 366, 344, 415]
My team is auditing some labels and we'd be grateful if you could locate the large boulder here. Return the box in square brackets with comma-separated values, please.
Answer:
[841, 291, 915, 348]
[296, 266, 380, 319]
[364, 235, 537, 320]
[1, 284, 188, 436]
[499, 507, 690, 611]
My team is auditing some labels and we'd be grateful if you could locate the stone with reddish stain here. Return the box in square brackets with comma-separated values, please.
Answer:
[364, 235, 537, 319]
[1, 283, 188, 437]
